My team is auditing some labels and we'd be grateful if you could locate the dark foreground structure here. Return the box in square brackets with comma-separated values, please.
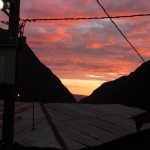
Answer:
[0, 102, 150, 150]
[0, 128, 150, 150]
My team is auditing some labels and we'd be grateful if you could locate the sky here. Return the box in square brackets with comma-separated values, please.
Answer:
[1, 0, 150, 96]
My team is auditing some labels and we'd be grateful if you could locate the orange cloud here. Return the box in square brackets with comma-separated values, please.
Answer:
[87, 39, 116, 49]
[87, 42, 104, 49]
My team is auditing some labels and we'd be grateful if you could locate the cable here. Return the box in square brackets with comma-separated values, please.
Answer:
[21, 13, 150, 22]
[19, 20, 26, 37]
[4, 9, 146, 63]
[1, 13, 150, 24]
[96, 0, 145, 63]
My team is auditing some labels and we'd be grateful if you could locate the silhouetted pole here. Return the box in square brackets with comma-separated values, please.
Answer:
[2, 0, 20, 150]
[31, 101, 35, 130]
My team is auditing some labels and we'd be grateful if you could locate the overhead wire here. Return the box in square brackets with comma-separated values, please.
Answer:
[96, 0, 145, 63]
[21, 13, 150, 22]
[19, 20, 26, 37]
[20, 13, 150, 62]
[97, 1, 146, 63]
[1, 13, 150, 25]
[1, 2, 148, 62]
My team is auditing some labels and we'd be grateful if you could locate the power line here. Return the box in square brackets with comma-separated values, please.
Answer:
[1, 13, 150, 23]
[18, 12, 150, 39]
[1, 13, 150, 25]
[21, 13, 150, 22]
[1, 9, 147, 62]
[96, 0, 145, 63]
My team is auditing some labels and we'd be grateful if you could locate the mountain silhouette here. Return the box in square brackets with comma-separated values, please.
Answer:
[0, 28, 76, 103]
[80, 61, 150, 110]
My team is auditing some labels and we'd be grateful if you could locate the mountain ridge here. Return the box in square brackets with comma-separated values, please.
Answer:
[80, 61, 150, 110]
[0, 28, 76, 103]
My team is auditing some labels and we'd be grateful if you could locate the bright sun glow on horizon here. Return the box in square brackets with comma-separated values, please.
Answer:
[60, 79, 106, 96]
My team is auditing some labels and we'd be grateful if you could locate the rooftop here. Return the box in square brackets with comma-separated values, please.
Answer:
[0, 101, 150, 149]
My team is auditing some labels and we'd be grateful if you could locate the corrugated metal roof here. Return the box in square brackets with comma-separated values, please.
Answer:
[0, 102, 150, 149]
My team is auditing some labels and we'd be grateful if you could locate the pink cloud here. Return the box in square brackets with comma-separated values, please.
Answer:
[1, 0, 148, 95]
[87, 39, 116, 49]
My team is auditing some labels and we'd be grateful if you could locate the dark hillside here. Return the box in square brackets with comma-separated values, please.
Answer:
[80, 61, 150, 110]
[0, 28, 75, 103]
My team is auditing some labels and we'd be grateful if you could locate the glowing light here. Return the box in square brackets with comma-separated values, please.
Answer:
[16, 93, 20, 101]
[0, 0, 4, 10]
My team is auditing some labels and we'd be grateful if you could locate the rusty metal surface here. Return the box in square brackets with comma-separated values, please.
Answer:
[0, 101, 149, 149]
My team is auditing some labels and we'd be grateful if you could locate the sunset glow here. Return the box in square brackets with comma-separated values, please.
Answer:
[60, 79, 105, 96]
[1, 0, 150, 96]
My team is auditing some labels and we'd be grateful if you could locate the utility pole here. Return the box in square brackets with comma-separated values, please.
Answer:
[2, 0, 20, 150]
